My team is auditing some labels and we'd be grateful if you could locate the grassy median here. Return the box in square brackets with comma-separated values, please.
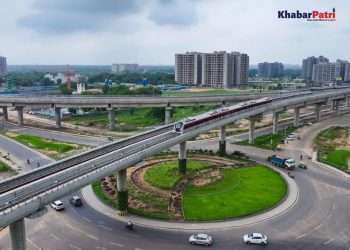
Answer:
[182, 165, 287, 221]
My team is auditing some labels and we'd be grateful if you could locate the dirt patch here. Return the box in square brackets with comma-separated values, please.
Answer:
[192, 169, 222, 187]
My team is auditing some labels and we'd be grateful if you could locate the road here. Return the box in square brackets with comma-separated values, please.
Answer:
[1, 115, 350, 249]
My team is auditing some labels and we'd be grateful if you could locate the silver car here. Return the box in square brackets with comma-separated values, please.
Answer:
[189, 233, 213, 246]
[243, 233, 268, 245]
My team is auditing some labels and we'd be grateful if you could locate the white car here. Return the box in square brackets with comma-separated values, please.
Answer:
[189, 233, 213, 246]
[50, 200, 65, 211]
[243, 233, 268, 245]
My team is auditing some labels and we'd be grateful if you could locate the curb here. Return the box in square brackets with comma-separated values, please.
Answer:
[312, 151, 350, 179]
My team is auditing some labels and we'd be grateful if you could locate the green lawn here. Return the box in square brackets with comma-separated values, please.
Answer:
[183, 165, 287, 220]
[0, 161, 12, 172]
[144, 160, 212, 189]
[6, 133, 79, 158]
[315, 127, 350, 172]
[172, 106, 214, 121]
[238, 127, 295, 150]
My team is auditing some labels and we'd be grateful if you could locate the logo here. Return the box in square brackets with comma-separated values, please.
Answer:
[277, 8, 336, 21]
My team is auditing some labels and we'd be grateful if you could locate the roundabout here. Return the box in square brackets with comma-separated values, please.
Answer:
[85, 152, 297, 230]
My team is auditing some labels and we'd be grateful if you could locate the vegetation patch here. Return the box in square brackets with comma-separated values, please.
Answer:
[315, 127, 350, 172]
[237, 127, 295, 150]
[144, 160, 211, 189]
[183, 165, 287, 220]
[6, 132, 82, 159]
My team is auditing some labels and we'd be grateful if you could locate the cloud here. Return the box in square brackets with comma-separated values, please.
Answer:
[18, 0, 141, 33]
[149, 0, 199, 26]
[18, 0, 200, 34]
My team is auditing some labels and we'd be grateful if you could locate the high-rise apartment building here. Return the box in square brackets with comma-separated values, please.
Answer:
[312, 63, 341, 83]
[343, 63, 350, 82]
[111, 64, 139, 74]
[175, 52, 202, 85]
[302, 56, 329, 81]
[175, 51, 249, 88]
[258, 62, 284, 78]
[0, 56, 7, 75]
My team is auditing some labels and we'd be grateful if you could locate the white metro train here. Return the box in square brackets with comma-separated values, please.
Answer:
[174, 91, 312, 133]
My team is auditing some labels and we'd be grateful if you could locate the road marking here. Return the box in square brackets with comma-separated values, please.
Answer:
[323, 238, 334, 245]
[96, 247, 107, 250]
[135, 248, 144, 250]
[49, 233, 61, 240]
[27, 239, 41, 250]
[64, 221, 99, 241]
[98, 224, 112, 231]
[110, 242, 124, 247]
[81, 216, 92, 223]
[296, 233, 307, 240]
[70, 244, 83, 250]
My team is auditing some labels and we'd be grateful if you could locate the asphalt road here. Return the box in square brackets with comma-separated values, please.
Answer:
[1, 115, 350, 249]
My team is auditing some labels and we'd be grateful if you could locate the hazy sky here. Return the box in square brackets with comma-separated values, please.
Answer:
[0, 0, 349, 65]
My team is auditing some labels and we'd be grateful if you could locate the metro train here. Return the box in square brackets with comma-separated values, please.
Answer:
[174, 91, 312, 133]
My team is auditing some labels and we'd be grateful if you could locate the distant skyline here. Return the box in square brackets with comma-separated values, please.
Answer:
[0, 0, 349, 65]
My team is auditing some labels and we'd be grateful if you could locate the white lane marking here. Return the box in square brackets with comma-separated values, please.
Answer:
[64, 221, 99, 241]
[27, 239, 41, 250]
[81, 216, 92, 223]
[96, 247, 107, 250]
[135, 248, 144, 250]
[49, 233, 61, 240]
[98, 224, 112, 231]
[70, 244, 83, 250]
[323, 238, 334, 245]
[110, 242, 124, 247]
[296, 233, 308, 240]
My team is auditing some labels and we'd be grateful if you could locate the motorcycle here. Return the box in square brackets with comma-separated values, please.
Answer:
[125, 221, 134, 231]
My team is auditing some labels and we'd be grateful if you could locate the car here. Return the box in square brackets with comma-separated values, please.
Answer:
[70, 196, 83, 207]
[50, 200, 65, 211]
[243, 233, 268, 245]
[188, 233, 213, 246]
[298, 162, 308, 169]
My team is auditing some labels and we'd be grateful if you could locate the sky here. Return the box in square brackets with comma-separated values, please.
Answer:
[0, 0, 349, 65]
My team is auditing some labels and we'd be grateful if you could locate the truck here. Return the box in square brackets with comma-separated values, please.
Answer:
[267, 155, 295, 170]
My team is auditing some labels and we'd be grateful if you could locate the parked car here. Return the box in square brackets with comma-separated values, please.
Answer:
[70, 196, 83, 207]
[298, 162, 308, 169]
[188, 233, 213, 246]
[50, 200, 65, 211]
[243, 233, 268, 245]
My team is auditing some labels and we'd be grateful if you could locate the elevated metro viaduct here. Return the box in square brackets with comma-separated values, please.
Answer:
[0, 90, 324, 130]
[1, 89, 350, 250]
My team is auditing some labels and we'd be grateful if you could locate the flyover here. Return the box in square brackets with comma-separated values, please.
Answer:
[1, 88, 350, 250]
[0, 88, 339, 129]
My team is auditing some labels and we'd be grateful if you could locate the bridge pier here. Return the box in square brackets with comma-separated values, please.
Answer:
[2, 107, 8, 121]
[108, 108, 116, 130]
[347, 96, 350, 107]
[10, 218, 26, 250]
[248, 117, 256, 144]
[54, 107, 62, 129]
[294, 107, 300, 127]
[178, 141, 187, 174]
[116, 169, 128, 215]
[165, 107, 172, 124]
[15, 106, 24, 126]
[315, 104, 321, 122]
[218, 126, 226, 156]
[272, 111, 280, 135]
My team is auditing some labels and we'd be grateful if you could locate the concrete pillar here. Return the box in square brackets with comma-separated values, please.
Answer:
[116, 169, 128, 214]
[248, 117, 256, 144]
[178, 141, 187, 174]
[16, 106, 24, 126]
[347, 96, 350, 107]
[272, 112, 279, 135]
[54, 107, 62, 128]
[294, 107, 300, 127]
[2, 107, 8, 121]
[165, 107, 172, 124]
[9, 218, 26, 250]
[108, 108, 116, 130]
[218, 126, 226, 156]
[315, 104, 321, 122]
